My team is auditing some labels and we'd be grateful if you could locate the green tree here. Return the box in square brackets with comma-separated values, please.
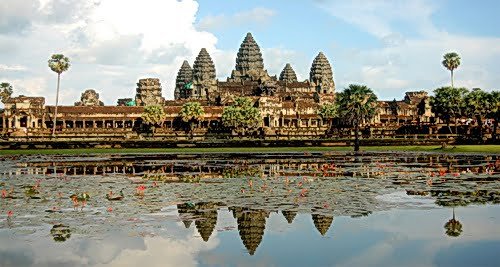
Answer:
[0, 82, 13, 104]
[444, 208, 463, 237]
[487, 91, 500, 141]
[337, 84, 378, 151]
[222, 97, 261, 136]
[318, 102, 337, 135]
[48, 54, 70, 137]
[464, 88, 490, 139]
[442, 52, 461, 88]
[141, 105, 166, 135]
[179, 102, 205, 138]
[430, 86, 468, 134]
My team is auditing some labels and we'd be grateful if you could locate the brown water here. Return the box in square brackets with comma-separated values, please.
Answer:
[0, 151, 499, 267]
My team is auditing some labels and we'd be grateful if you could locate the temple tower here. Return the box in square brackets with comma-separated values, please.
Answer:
[279, 63, 298, 83]
[74, 89, 104, 106]
[135, 78, 165, 106]
[192, 48, 217, 100]
[229, 32, 271, 83]
[174, 60, 193, 100]
[309, 52, 335, 94]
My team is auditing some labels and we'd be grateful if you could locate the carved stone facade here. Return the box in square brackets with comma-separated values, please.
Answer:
[174, 60, 193, 100]
[75, 89, 104, 106]
[0, 32, 448, 139]
[279, 63, 298, 83]
[135, 78, 165, 106]
[229, 32, 271, 83]
[310, 52, 335, 94]
[192, 48, 217, 101]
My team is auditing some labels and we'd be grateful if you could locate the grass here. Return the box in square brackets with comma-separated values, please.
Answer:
[0, 145, 498, 155]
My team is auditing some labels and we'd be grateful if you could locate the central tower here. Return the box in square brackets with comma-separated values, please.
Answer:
[229, 32, 271, 83]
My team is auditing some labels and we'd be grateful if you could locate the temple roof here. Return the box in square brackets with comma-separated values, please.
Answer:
[279, 63, 298, 83]
[176, 60, 193, 85]
[310, 52, 334, 85]
[193, 48, 216, 81]
[235, 32, 265, 74]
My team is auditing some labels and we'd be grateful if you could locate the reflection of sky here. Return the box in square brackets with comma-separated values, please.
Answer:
[2, 205, 499, 267]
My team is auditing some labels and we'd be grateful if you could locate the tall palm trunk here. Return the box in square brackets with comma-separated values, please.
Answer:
[52, 73, 60, 137]
[451, 69, 454, 89]
[476, 115, 483, 140]
[354, 120, 360, 152]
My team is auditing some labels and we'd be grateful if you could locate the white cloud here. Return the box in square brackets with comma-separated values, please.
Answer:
[0, 0, 219, 104]
[316, 0, 500, 97]
[0, 64, 27, 71]
[197, 7, 276, 31]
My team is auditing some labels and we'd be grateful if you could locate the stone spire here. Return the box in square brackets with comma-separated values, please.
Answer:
[312, 214, 334, 236]
[174, 60, 193, 100]
[192, 48, 217, 100]
[135, 78, 165, 106]
[232, 207, 269, 256]
[177, 203, 195, 229]
[309, 52, 335, 94]
[194, 202, 218, 242]
[281, 209, 297, 224]
[229, 32, 270, 82]
[74, 89, 104, 106]
[279, 63, 298, 83]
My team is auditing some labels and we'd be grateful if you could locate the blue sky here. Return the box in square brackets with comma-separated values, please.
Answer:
[0, 0, 499, 104]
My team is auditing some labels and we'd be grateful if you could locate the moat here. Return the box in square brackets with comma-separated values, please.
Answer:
[1, 152, 499, 267]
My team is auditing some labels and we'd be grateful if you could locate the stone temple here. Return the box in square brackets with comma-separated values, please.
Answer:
[0, 32, 435, 139]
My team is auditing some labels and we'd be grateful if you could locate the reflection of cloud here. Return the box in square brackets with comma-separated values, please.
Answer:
[0, 227, 220, 267]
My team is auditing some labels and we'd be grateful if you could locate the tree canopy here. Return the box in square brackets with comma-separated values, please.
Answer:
[222, 97, 261, 135]
[430, 86, 468, 129]
[141, 105, 166, 126]
[0, 82, 13, 104]
[179, 102, 205, 123]
[48, 54, 71, 74]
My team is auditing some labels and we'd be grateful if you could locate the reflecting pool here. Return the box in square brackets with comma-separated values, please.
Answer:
[1, 152, 499, 267]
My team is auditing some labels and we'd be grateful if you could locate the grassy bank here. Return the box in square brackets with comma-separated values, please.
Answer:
[0, 145, 498, 155]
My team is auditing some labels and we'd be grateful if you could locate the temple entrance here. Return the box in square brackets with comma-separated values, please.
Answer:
[264, 117, 270, 127]
[20, 116, 28, 127]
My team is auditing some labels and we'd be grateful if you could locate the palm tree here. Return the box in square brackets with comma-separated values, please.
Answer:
[488, 91, 500, 141]
[48, 54, 70, 137]
[319, 102, 337, 136]
[444, 208, 463, 237]
[222, 97, 261, 137]
[0, 82, 13, 104]
[442, 52, 461, 89]
[430, 86, 468, 134]
[141, 105, 166, 135]
[337, 84, 378, 151]
[179, 102, 205, 138]
[464, 88, 490, 139]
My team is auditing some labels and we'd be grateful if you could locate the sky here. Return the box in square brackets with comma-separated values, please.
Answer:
[0, 0, 499, 106]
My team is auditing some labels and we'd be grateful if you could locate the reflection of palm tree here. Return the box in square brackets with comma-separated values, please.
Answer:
[231, 207, 269, 256]
[50, 223, 71, 242]
[444, 208, 463, 237]
[194, 202, 218, 242]
[177, 203, 196, 228]
[281, 209, 297, 224]
[312, 213, 334, 236]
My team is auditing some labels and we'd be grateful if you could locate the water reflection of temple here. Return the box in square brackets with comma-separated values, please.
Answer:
[312, 213, 334, 236]
[194, 202, 218, 242]
[230, 207, 269, 256]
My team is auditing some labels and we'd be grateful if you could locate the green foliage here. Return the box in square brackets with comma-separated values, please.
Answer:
[179, 102, 205, 123]
[442, 52, 461, 72]
[0, 82, 13, 104]
[319, 103, 337, 120]
[487, 91, 500, 119]
[222, 97, 261, 135]
[337, 84, 378, 125]
[464, 88, 490, 118]
[430, 86, 468, 124]
[141, 105, 166, 126]
[444, 218, 462, 237]
[48, 54, 70, 74]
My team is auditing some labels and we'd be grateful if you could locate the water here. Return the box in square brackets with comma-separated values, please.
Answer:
[0, 152, 499, 267]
